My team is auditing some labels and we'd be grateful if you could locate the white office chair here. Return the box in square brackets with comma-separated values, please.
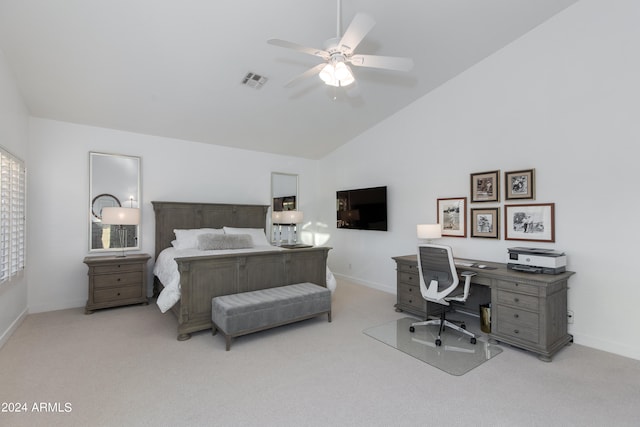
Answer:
[409, 243, 477, 346]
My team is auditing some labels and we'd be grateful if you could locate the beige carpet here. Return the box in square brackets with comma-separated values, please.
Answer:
[1, 279, 639, 427]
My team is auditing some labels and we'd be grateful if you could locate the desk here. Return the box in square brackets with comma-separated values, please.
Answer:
[392, 255, 575, 361]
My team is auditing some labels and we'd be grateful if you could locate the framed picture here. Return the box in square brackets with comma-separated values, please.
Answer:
[470, 170, 500, 203]
[437, 197, 467, 237]
[471, 207, 499, 239]
[505, 169, 535, 200]
[505, 203, 555, 242]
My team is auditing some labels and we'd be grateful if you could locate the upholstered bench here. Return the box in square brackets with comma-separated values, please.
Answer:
[211, 282, 332, 350]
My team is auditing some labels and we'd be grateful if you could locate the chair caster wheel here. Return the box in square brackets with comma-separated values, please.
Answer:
[409, 326, 415, 333]
[461, 323, 466, 329]
[470, 337, 477, 345]
[435, 339, 442, 346]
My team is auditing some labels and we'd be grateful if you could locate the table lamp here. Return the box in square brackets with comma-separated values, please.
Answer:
[102, 207, 140, 257]
[417, 224, 441, 242]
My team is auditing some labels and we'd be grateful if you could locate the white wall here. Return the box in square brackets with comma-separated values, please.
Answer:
[317, 0, 640, 360]
[0, 49, 29, 347]
[26, 118, 319, 313]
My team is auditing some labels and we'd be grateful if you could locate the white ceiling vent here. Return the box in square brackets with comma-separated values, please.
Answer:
[242, 72, 268, 89]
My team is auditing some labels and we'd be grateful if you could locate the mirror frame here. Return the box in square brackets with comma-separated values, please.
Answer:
[89, 152, 141, 253]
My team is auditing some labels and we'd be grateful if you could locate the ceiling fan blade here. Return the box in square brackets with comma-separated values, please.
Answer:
[338, 13, 375, 53]
[349, 54, 414, 72]
[283, 63, 327, 88]
[267, 39, 330, 60]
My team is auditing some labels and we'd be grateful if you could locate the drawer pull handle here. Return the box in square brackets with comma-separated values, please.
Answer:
[117, 292, 121, 296]
[117, 265, 121, 268]
[514, 297, 519, 303]
[514, 314, 519, 318]
[409, 299, 412, 304]
[117, 278, 121, 282]
[514, 329, 519, 334]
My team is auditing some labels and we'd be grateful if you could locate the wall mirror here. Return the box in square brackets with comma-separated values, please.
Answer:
[271, 172, 298, 212]
[89, 152, 141, 252]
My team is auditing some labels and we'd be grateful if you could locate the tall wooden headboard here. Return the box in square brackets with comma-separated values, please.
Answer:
[151, 201, 269, 260]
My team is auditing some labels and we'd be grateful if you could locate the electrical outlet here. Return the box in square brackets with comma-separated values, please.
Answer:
[567, 310, 574, 324]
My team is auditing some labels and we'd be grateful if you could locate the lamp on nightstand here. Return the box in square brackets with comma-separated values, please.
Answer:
[417, 224, 441, 243]
[281, 210, 304, 245]
[102, 207, 140, 257]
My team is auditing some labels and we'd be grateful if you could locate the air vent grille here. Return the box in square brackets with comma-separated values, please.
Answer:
[242, 72, 268, 89]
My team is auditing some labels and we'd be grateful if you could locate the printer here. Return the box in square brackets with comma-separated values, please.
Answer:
[507, 247, 566, 274]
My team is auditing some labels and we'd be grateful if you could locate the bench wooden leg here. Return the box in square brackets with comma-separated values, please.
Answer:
[328, 311, 332, 322]
[225, 335, 232, 351]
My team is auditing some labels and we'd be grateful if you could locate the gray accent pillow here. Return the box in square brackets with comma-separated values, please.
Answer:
[197, 233, 254, 250]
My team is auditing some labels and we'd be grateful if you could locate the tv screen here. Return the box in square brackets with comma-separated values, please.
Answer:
[336, 186, 387, 231]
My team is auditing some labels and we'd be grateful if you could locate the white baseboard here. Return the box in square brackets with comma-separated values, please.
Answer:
[0, 307, 28, 350]
[332, 273, 396, 295]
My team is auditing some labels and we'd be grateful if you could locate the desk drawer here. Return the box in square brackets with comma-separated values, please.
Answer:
[397, 262, 418, 274]
[399, 271, 419, 286]
[398, 284, 424, 311]
[94, 272, 142, 288]
[496, 289, 539, 311]
[496, 318, 539, 344]
[496, 279, 538, 296]
[497, 305, 539, 327]
[94, 285, 142, 303]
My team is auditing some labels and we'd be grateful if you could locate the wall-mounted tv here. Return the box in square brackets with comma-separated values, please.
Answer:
[336, 186, 387, 231]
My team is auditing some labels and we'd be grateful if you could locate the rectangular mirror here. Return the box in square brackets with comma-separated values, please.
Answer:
[89, 152, 141, 252]
[271, 172, 298, 212]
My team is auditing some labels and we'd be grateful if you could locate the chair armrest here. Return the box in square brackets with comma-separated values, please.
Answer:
[461, 271, 477, 277]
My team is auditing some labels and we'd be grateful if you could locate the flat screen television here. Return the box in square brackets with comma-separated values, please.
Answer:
[336, 186, 387, 231]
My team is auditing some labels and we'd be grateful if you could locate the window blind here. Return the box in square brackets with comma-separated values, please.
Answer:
[0, 147, 25, 283]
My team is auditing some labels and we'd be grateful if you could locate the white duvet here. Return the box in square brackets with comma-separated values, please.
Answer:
[154, 246, 337, 313]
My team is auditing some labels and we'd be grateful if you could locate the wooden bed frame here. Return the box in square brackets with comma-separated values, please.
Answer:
[152, 201, 330, 341]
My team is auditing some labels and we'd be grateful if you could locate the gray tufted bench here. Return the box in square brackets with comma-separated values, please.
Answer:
[211, 282, 332, 350]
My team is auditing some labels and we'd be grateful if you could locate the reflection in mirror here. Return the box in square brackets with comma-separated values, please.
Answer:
[271, 172, 298, 244]
[271, 172, 298, 212]
[89, 152, 141, 252]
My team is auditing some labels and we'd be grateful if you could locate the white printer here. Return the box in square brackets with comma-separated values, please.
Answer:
[507, 247, 566, 274]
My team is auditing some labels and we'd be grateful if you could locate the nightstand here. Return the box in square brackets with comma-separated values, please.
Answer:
[84, 253, 151, 314]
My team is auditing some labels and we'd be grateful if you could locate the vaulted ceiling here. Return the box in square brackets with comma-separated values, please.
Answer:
[0, 0, 578, 159]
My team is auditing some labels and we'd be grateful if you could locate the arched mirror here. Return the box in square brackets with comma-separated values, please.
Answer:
[89, 152, 141, 252]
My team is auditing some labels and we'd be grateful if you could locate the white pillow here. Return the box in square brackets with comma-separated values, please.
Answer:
[173, 228, 223, 249]
[223, 227, 270, 246]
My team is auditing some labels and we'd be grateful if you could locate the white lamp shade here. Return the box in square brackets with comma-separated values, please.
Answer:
[417, 224, 441, 240]
[272, 211, 283, 223]
[281, 210, 303, 224]
[101, 207, 140, 225]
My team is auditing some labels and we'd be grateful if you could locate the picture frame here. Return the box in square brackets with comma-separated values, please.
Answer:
[505, 168, 535, 200]
[437, 197, 467, 237]
[505, 203, 555, 242]
[470, 207, 500, 239]
[470, 170, 500, 203]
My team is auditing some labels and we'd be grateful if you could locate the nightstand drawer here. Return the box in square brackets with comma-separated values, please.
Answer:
[94, 271, 142, 288]
[94, 285, 143, 303]
[496, 289, 539, 311]
[93, 263, 143, 275]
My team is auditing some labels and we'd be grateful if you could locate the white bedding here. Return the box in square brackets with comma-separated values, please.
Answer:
[154, 246, 336, 313]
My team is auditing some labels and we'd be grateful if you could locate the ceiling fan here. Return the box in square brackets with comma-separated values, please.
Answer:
[267, 1, 413, 88]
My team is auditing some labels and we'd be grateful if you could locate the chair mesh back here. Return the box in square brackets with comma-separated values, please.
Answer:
[419, 246, 454, 292]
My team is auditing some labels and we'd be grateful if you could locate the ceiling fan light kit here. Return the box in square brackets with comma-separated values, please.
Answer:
[319, 58, 355, 87]
[267, 1, 413, 89]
